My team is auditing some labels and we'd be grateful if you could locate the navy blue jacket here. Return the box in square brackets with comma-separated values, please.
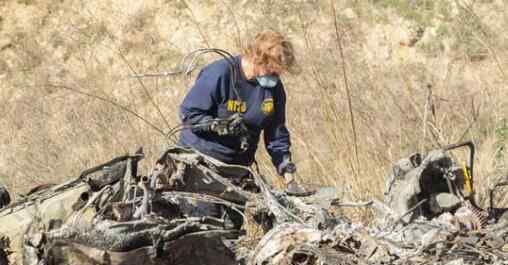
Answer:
[178, 56, 291, 171]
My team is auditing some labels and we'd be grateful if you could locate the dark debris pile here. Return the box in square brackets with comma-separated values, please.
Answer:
[1, 143, 508, 265]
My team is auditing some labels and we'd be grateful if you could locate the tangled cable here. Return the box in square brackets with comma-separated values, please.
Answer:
[131, 48, 245, 144]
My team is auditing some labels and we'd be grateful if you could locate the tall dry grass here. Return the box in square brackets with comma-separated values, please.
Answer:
[0, 0, 507, 221]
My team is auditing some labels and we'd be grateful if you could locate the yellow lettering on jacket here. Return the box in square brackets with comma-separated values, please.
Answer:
[226, 100, 247, 113]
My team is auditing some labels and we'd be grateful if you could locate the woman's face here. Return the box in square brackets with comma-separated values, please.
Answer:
[254, 63, 281, 77]
[252, 63, 281, 88]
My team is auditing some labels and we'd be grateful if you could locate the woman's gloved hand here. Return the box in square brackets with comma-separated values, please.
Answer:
[210, 113, 248, 136]
[277, 156, 310, 195]
[284, 172, 307, 195]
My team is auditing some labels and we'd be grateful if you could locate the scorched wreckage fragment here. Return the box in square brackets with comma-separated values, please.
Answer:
[1, 141, 508, 265]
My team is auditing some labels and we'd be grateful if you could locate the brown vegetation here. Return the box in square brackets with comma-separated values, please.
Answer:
[0, 0, 507, 221]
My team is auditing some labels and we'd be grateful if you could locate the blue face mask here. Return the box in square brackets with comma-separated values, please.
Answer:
[256, 75, 279, 88]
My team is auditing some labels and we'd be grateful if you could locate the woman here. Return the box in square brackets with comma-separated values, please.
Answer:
[178, 31, 305, 194]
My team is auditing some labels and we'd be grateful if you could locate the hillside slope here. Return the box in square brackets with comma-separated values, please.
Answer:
[1, 0, 507, 218]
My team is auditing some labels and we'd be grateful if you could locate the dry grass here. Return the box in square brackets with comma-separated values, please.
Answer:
[0, 0, 507, 222]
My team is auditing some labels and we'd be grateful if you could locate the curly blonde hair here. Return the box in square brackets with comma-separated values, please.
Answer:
[242, 31, 296, 73]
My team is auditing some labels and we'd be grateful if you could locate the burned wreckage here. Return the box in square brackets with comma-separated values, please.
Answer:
[1, 141, 508, 265]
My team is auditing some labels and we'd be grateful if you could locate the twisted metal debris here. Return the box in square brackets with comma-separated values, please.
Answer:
[1, 141, 508, 265]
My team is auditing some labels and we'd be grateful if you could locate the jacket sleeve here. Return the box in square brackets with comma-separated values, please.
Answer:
[179, 66, 224, 132]
[264, 84, 292, 174]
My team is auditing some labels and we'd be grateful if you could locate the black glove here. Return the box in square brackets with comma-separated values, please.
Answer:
[210, 113, 248, 136]
[277, 155, 297, 176]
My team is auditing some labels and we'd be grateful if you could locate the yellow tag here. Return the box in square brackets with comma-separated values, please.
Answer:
[463, 163, 473, 194]
[502, 244, 508, 252]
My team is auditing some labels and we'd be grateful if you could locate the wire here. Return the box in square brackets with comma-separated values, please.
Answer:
[180, 48, 242, 101]
[131, 48, 243, 103]
[164, 118, 231, 143]
[116, 47, 172, 133]
[128, 48, 245, 143]
[49, 84, 167, 136]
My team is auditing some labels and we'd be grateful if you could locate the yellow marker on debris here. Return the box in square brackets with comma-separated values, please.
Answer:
[463, 163, 473, 195]
[502, 244, 508, 252]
